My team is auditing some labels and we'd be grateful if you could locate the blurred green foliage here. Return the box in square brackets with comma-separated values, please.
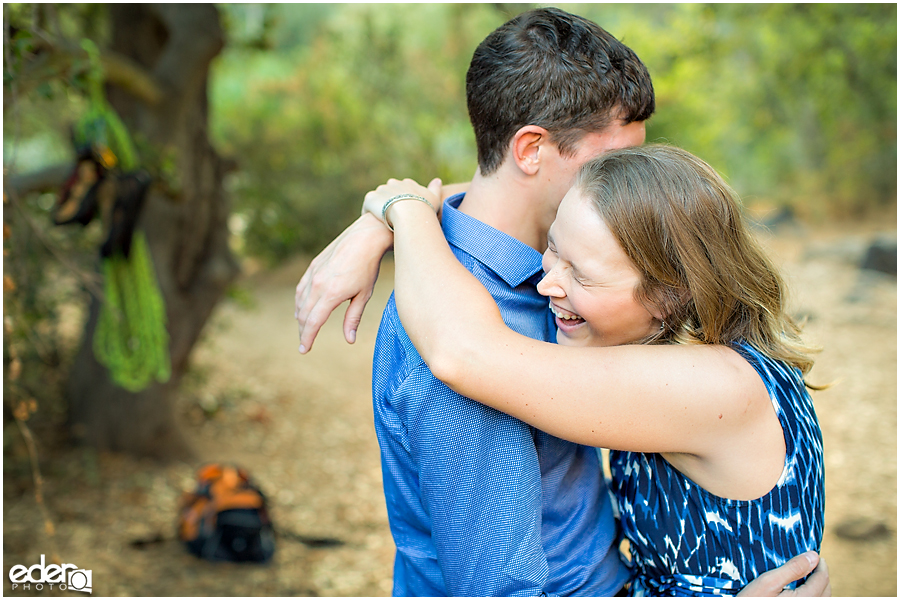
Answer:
[585, 4, 897, 218]
[211, 3, 896, 262]
[5, 4, 897, 267]
[212, 4, 502, 261]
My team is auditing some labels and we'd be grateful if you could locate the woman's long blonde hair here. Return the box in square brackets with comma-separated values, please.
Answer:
[575, 144, 820, 381]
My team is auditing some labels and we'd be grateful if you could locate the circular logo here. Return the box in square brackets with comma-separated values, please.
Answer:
[69, 571, 89, 591]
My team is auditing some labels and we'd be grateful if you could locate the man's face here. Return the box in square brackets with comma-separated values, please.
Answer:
[544, 120, 646, 211]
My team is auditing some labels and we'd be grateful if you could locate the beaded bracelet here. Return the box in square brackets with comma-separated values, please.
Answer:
[381, 193, 435, 231]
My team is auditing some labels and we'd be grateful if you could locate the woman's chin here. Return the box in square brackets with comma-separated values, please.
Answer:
[555, 331, 586, 347]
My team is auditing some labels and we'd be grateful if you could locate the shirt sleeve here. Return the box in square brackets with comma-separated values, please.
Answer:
[396, 361, 551, 597]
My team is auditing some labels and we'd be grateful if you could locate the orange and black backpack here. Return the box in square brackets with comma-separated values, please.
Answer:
[177, 463, 275, 562]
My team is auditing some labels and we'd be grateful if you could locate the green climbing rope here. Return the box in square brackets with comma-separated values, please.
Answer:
[93, 232, 171, 392]
[77, 39, 171, 391]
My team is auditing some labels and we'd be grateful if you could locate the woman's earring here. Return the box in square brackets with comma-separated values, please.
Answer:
[660, 321, 667, 332]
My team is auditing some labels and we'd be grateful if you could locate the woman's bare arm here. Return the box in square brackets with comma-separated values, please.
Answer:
[371, 180, 769, 458]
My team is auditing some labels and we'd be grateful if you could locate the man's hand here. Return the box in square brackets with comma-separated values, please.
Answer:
[296, 177, 456, 353]
[295, 212, 393, 353]
[738, 552, 831, 597]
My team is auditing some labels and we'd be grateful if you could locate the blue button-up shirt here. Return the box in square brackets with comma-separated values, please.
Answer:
[372, 194, 630, 596]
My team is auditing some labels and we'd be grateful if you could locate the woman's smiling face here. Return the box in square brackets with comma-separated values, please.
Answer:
[538, 188, 661, 348]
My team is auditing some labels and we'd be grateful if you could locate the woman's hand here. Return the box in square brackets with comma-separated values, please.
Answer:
[363, 178, 442, 230]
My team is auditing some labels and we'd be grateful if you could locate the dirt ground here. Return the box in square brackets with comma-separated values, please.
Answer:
[3, 216, 897, 597]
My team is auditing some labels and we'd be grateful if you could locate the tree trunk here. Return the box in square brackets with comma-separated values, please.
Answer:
[67, 4, 239, 460]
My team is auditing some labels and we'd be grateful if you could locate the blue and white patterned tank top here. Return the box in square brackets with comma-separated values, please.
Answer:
[609, 341, 824, 596]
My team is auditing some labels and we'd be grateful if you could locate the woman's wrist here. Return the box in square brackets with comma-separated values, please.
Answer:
[384, 195, 438, 231]
[382, 194, 435, 231]
[361, 178, 441, 230]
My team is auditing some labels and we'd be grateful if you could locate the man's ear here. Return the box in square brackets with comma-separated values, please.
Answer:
[510, 125, 549, 176]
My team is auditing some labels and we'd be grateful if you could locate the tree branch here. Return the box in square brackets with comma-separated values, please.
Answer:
[4, 163, 72, 197]
[97, 48, 165, 106]
[6, 37, 165, 107]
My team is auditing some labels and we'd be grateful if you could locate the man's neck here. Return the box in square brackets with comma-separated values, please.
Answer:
[456, 168, 551, 252]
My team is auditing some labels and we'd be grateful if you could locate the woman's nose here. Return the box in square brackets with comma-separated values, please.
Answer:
[537, 264, 564, 297]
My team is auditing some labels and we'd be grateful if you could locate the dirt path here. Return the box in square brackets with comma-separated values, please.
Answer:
[3, 220, 896, 596]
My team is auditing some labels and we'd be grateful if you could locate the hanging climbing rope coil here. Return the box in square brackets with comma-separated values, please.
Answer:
[55, 39, 171, 392]
[93, 231, 171, 392]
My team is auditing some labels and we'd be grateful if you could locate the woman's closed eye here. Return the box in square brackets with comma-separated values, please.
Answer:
[571, 270, 594, 287]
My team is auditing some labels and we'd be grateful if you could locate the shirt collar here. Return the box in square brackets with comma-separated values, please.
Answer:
[441, 193, 545, 288]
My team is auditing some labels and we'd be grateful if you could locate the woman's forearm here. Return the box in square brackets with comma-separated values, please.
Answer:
[388, 200, 505, 379]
